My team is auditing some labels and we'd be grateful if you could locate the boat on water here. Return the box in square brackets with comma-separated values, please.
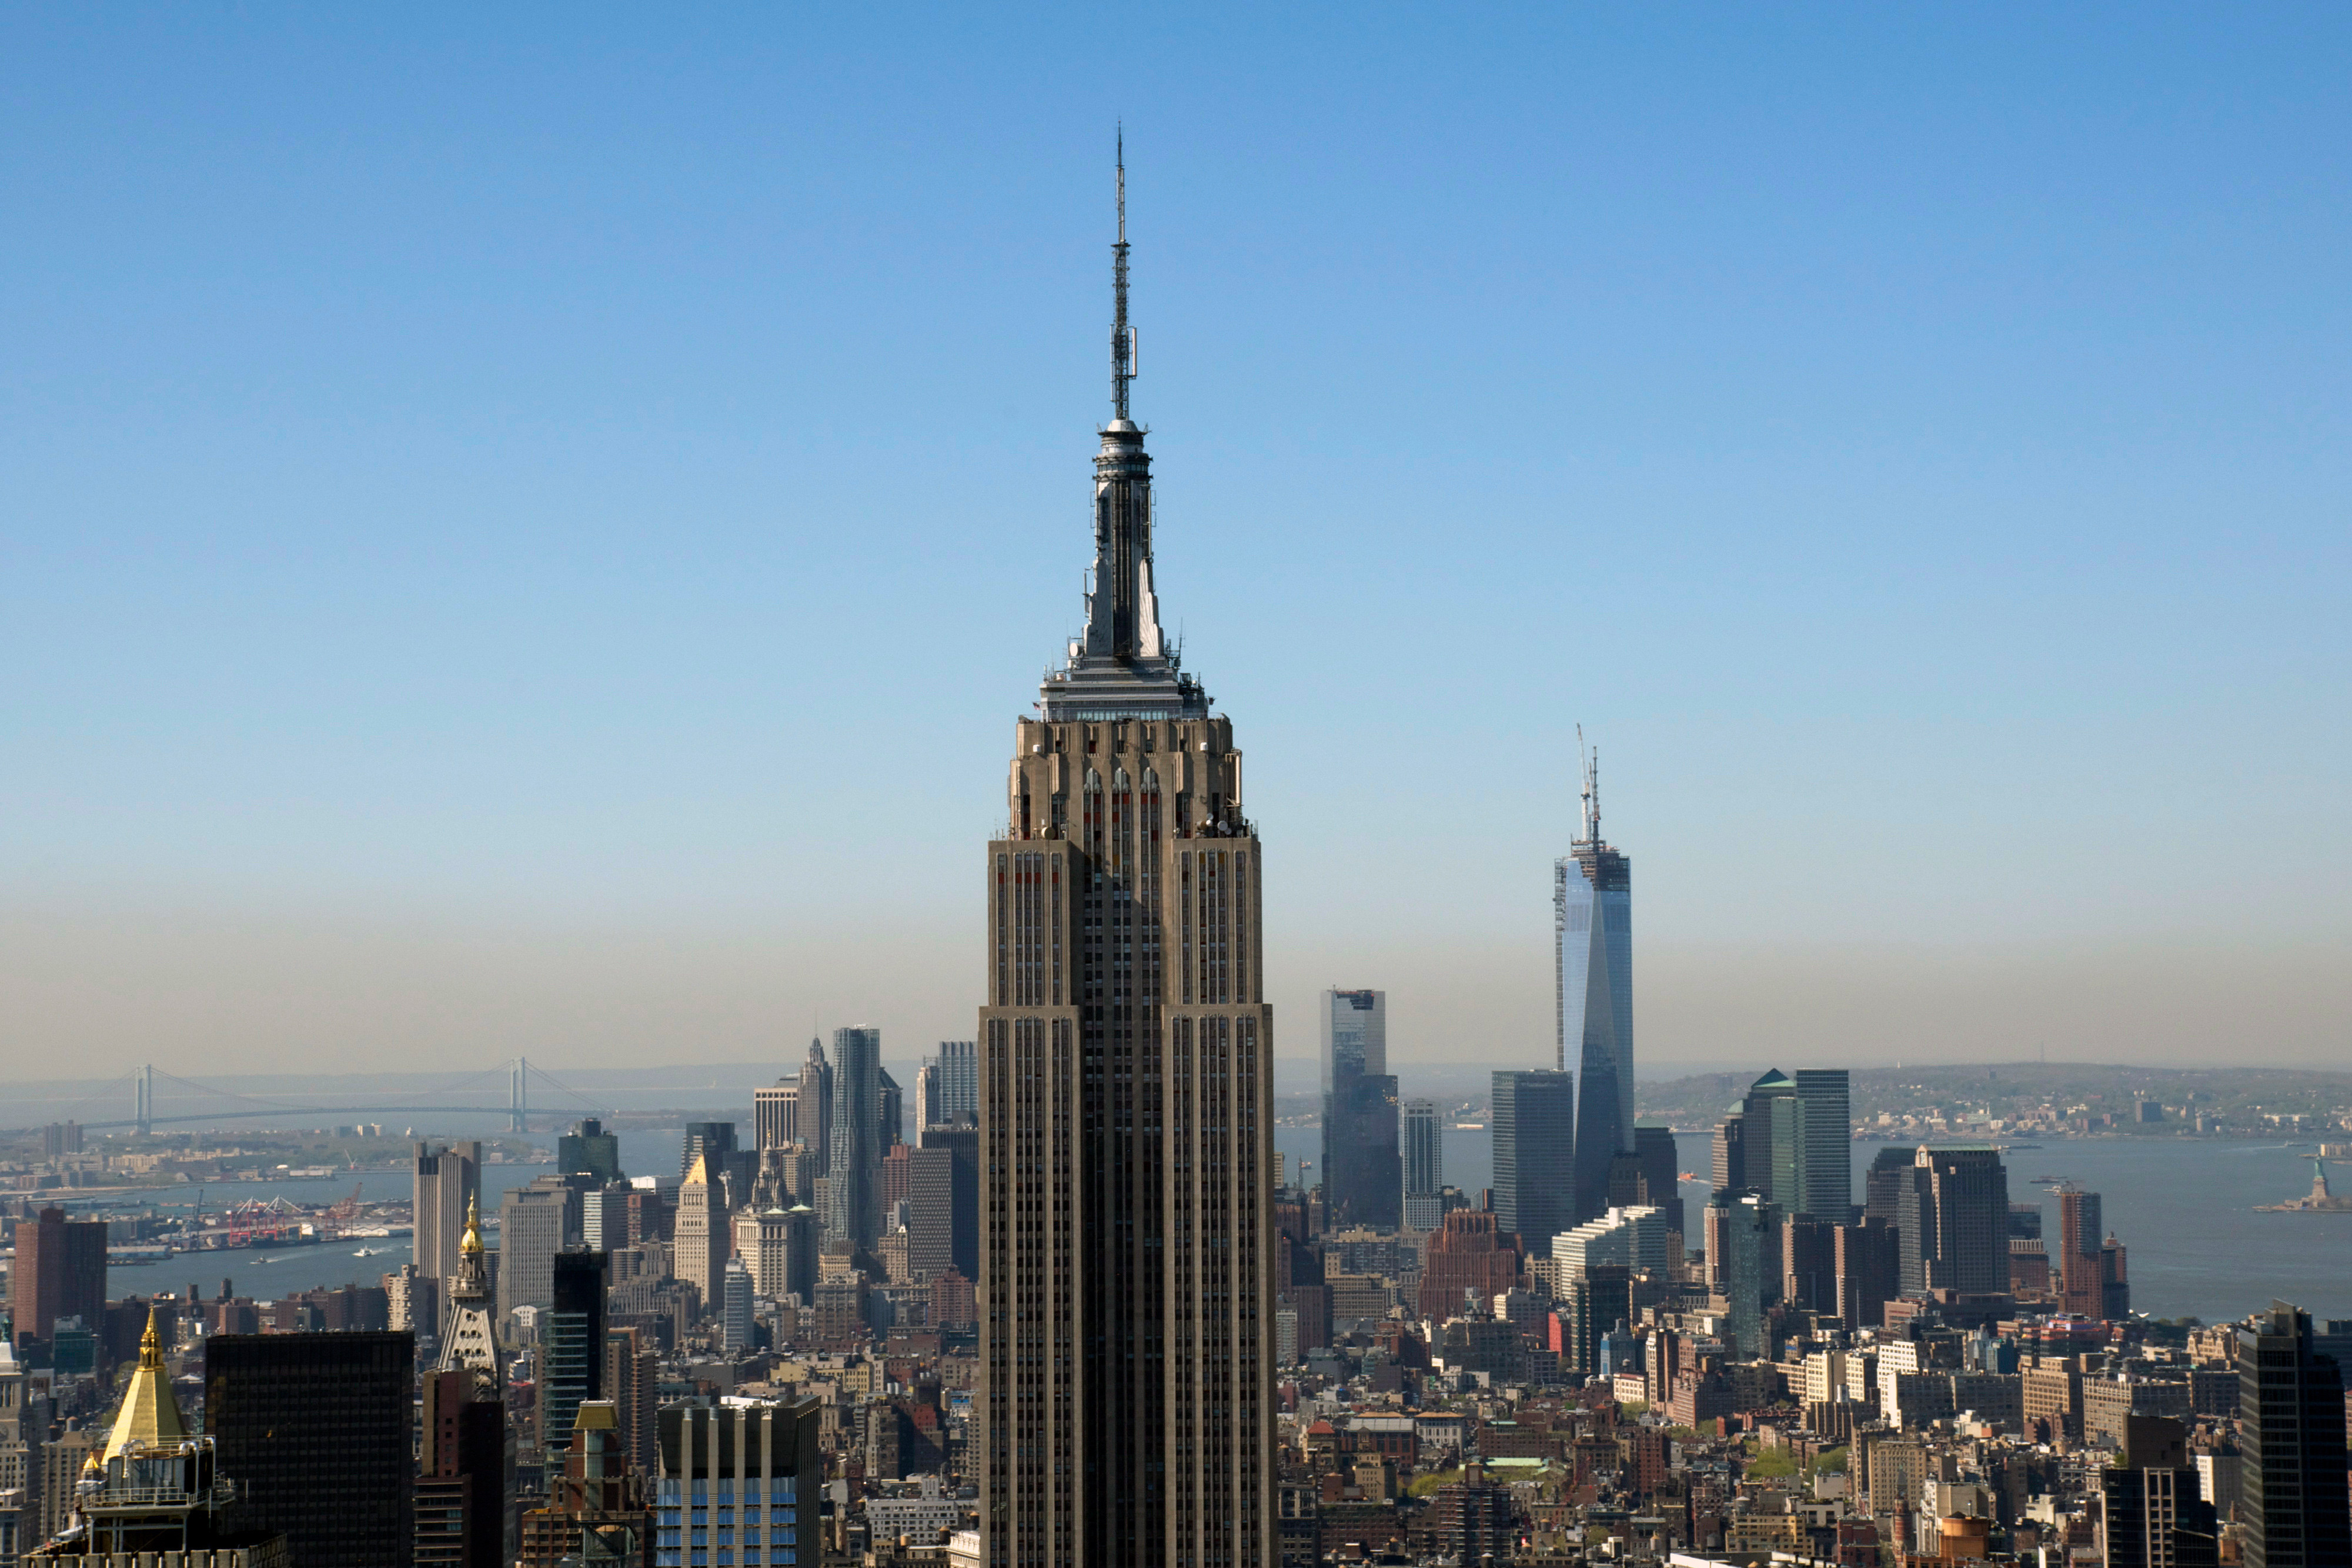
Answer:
[351, 1246, 382, 1257]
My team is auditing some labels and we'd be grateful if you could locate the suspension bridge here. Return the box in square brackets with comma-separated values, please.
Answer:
[48, 1058, 607, 1135]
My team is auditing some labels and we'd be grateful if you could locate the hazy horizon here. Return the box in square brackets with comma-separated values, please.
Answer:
[6, 9, 2347, 1081]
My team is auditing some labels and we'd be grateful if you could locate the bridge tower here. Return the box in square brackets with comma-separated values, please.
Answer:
[510, 1057, 529, 1133]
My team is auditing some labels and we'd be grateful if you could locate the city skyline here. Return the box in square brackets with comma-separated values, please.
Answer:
[7, 9, 2350, 1079]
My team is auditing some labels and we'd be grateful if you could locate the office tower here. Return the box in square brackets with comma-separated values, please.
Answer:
[1416, 1209, 1524, 1320]
[734, 1205, 792, 1299]
[414, 1141, 483, 1285]
[1711, 1114, 1748, 1203]
[656, 1402, 820, 1568]
[1793, 1069, 1852, 1220]
[826, 1025, 886, 1251]
[798, 1038, 833, 1171]
[582, 1181, 631, 1252]
[1321, 989, 1401, 1231]
[2238, 1301, 2351, 1568]
[557, 1119, 624, 1185]
[1492, 1070, 1576, 1258]
[681, 1122, 752, 1209]
[439, 1197, 505, 1394]
[1782, 1218, 1838, 1313]
[9, 1204, 106, 1343]
[1632, 1124, 1683, 1239]
[604, 1327, 660, 1481]
[880, 1066, 904, 1152]
[1864, 1144, 1913, 1223]
[1833, 1221, 1899, 1332]
[675, 1154, 727, 1309]
[499, 1177, 582, 1324]
[1709, 1192, 1774, 1359]
[206, 1330, 415, 1568]
[720, 1257, 754, 1353]
[2057, 1186, 2107, 1319]
[1916, 1145, 2011, 1296]
[418, 1367, 512, 1568]
[1738, 1070, 1803, 1211]
[1557, 748, 1633, 1225]
[2103, 1415, 2221, 1568]
[753, 1076, 799, 1152]
[1559, 1263, 1633, 1376]
[1552, 1205, 1671, 1276]
[910, 1126, 979, 1283]
[914, 1059, 941, 1135]
[932, 1039, 978, 1127]
[519, 1400, 653, 1568]
[541, 1252, 609, 1456]
[978, 158, 1274, 1568]
[1402, 1099, 1444, 1230]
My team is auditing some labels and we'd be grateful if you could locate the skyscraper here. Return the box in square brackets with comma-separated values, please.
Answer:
[206, 1330, 415, 1568]
[9, 1204, 105, 1344]
[414, 1141, 482, 1286]
[1321, 989, 1401, 1230]
[1632, 1124, 1683, 1239]
[1403, 1099, 1444, 1231]
[540, 1252, 609, 1457]
[979, 148, 1273, 1568]
[497, 1178, 580, 1325]
[1558, 747, 1632, 1224]
[923, 1039, 978, 1128]
[1739, 1070, 1803, 1212]
[674, 1154, 727, 1309]
[2057, 1186, 2104, 1319]
[799, 1037, 833, 1172]
[556, 1119, 623, 1185]
[1899, 1145, 2011, 1297]
[2238, 1300, 2351, 1568]
[827, 1025, 885, 1251]
[1491, 1070, 1576, 1259]
[1792, 1069, 1852, 1221]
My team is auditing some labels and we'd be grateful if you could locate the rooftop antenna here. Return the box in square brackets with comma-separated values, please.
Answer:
[1111, 125, 1135, 422]
[1576, 725, 1600, 845]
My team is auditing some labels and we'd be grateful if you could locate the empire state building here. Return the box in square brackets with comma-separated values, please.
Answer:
[979, 152, 1275, 1568]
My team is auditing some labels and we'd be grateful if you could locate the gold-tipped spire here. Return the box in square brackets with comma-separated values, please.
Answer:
[103, 1303, 189, 1462]
[460, 1193, 484, 1256]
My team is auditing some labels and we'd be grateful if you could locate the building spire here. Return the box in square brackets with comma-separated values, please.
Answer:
[1577, 724, 1601, 846]
[1112, 126, 1134, 422]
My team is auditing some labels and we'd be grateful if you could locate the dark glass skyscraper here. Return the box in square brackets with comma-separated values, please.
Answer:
[978, 149, 1272, 1568]
[206, 1330, 415, 1568]
[1558, 751, 1632, 1225]
[1492, 1070, 1576, 1258]
[826, 1025, 884, 1251]
[2239, 1300, 2351, 1568]
[1321, 988, 1400, 1229]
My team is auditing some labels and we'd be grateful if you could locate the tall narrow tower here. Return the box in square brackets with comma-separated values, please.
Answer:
[980, 142, 1275, 1568]
[1558, 742, 1633, 1224]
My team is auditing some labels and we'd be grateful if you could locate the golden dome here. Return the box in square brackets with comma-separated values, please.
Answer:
[460, 1193, 484, 1256]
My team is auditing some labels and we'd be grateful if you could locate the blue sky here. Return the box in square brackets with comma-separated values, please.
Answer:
[5, 6, 2347, 1076]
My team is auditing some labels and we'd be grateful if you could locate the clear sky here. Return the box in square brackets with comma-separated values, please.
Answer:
[6, 6, 2347, 1081]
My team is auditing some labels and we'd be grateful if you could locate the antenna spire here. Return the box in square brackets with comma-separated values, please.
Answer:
[1575, 725, 1602, 845]
[1112, 126, 1134, 421]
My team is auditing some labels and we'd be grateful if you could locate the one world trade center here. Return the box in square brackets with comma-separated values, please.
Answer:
[1557, 744, 1633, 1225]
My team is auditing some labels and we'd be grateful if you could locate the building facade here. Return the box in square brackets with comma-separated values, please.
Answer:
[1492, 1071, 1576, 1260]
[654, 1402, 819, 1568]
[413, 1142, 482, 1286]
[979, 157, 1274, 1568]
[2238, 1300, 2351, 1567]
[204, 1331, 414, 1568]
[9, 1206, 106, 1346]
[1321, 989, 1400, 1231]
[827, 1026, 886, 1251]
[1556, 753, 1632, 1226]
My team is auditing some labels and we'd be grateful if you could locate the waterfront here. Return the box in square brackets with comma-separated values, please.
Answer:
[1274, 1126, 2351, 1325]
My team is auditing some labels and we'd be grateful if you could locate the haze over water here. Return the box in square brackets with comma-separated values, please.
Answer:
[1274, 1126, 2352, 1326]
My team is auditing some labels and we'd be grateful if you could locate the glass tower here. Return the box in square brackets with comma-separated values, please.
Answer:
[1321, 988, 1400, 1230]
[1558, 749, 1632, 1225]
